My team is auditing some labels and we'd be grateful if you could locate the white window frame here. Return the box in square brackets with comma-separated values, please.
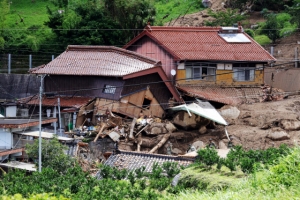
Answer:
[233, 67, 255, 81]
[186, 63, 216, 81]
[102, 85, 116, 94]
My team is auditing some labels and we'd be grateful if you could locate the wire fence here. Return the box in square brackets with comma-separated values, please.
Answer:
[0, 54, 57, 74]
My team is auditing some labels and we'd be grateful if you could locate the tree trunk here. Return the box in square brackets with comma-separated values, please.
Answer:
[149, 133, 171, 153]
[140, 135, 164, 148]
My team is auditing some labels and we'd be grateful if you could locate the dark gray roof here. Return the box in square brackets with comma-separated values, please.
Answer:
[0, 74, 39, 100]
[104, 150, 194, 173]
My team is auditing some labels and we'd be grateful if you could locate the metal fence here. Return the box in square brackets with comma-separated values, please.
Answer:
[0, 54, 56, 74]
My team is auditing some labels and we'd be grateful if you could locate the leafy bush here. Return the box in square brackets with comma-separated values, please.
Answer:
[244, 29, 255, 38]
[254, 35, 271, 45]
[149, 177, 171, 191]
[26, 138, 75, 174]
[150, 162, 163, 179]
[0, 193, 69, 200]
[197, 147, 220, 168]
[162, 162, 181, 178]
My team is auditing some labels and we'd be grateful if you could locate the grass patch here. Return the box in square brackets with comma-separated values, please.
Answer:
[154, 0, 204, 25]
[254, 34, 272, 45]
[6, 0, 54, 29]
[176, 165, 245, 192]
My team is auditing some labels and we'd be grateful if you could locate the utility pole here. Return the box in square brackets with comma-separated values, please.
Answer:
[38, 75, 46, 172]
[58, 98, 62, 136]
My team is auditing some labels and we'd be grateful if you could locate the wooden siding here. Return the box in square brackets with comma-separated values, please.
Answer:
[127, 37, 176, 80]
[44, 75, 124, 100]
[177, 69, 264, 86]
[93, 89, 164, 118]
[122, 73, 173, 110]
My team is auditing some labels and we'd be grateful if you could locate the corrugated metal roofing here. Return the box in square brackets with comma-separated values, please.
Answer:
[177, 85, 265, 105]
[23, 95, 93, 108]
[31, 46, 161, 76]
[124, 26, 276, 62]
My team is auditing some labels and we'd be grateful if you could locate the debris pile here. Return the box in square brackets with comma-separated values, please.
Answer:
[71, 100, 232, 172]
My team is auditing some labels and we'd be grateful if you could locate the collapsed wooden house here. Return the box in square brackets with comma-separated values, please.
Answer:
[29, 45, 182, 131]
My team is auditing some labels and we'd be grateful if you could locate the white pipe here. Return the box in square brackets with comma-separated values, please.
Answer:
[58, 98, 62, 135]
[73, 112, 77, 130]
[38, 75, 44, 172]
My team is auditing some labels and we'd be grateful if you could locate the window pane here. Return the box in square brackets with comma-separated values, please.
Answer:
[245, 69, 250, 81]
[207, 68, 216, 81]
[250, 69, 255, 80]
[186, 67, 192, 79]
[193, 68, 201, 79]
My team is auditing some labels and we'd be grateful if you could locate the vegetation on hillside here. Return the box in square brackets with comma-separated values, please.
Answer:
[1, 0, 300, 66]
[1, 138, 297, 199]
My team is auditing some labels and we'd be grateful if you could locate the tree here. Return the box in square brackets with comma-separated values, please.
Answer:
[45, 2, 125, 51]
[205, 9, 246, 26]
[286, 0, 300, 29]
[0, 0, 9, 49]
[103, 0, 156, 41]
[26, 137, 75, 174]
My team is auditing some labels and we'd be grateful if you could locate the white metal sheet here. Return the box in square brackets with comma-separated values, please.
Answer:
[0, 161, 36, 171]
[170, 99, 228, 125]
[16, 131, 74, 141]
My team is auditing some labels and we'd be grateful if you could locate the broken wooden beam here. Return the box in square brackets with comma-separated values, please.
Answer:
[149, 133, 170, 153]
[93, 123, 107, 142]
[129, 117, 137, 140]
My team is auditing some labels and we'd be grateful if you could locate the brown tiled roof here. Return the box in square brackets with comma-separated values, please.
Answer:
[103, 150, 194, 173]
[31, 45, 161, 76]
[22, 95, 94, 109]
[0, 118, 57, 128]
[124, 26, 276, 62]
[177, 85, 265, 105]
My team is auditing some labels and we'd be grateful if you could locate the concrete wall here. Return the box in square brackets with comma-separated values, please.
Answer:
[0, 128, 12, 149]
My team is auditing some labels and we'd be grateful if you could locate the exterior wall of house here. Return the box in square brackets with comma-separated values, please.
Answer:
[0, 128, 12, 149]
[44, 75, 124, 101]
[177, 64, 264, 86]
[119, 89, 164, 118]
[94, 89, 165, 119]
[126, 37, 176, 79]
[122, 73, 173, 110]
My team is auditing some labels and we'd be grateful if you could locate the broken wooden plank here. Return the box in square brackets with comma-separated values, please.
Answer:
[135, 124, 149, 137]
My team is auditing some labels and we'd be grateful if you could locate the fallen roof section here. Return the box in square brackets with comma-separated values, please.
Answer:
[177, 85, 265, 105]
[170, 99, 228, 126]
[0, 161, 36, 171]
[103, 150, 194, 173]
[20, 95, 94, 109]
[0, 118, 57, 129]
[14, 131, 74, 141]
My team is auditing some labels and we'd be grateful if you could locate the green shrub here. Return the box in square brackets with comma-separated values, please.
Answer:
[254, 35, 271, 45]
[245, 29, 255, 38]
[162, 162, 181, 178]
[149, 177, 171, 191]
[150, 162, 163, 179]
[25, 138, 75, 174]
[197, 147, 220, 168]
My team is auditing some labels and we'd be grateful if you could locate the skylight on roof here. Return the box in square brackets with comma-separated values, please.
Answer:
[219, 33, 251, 43]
